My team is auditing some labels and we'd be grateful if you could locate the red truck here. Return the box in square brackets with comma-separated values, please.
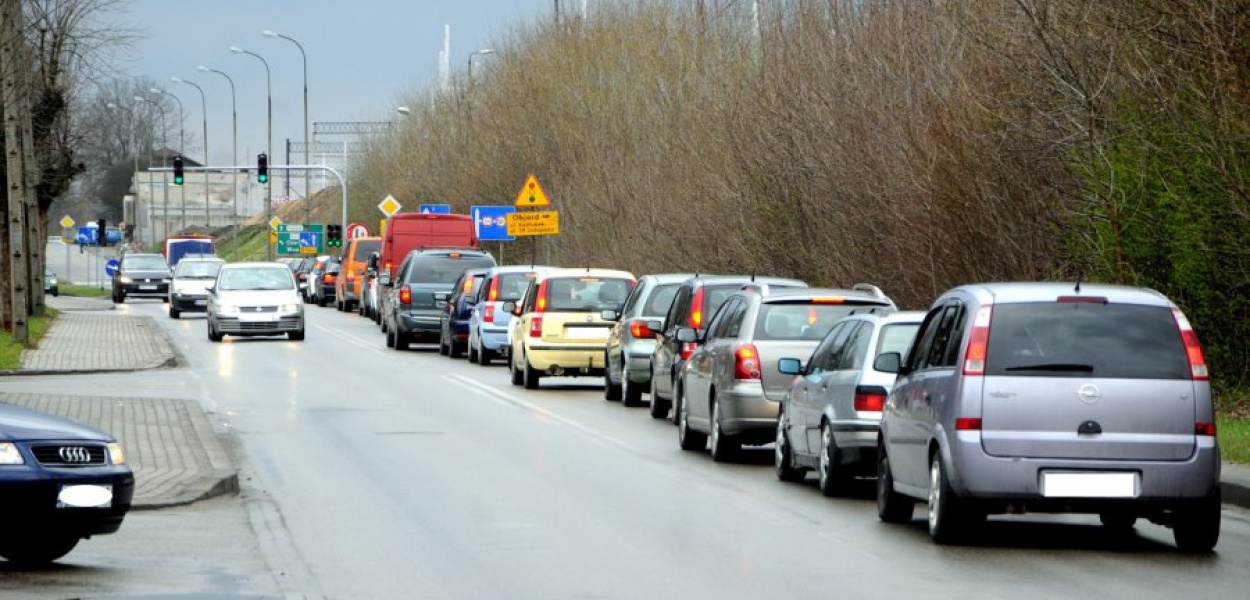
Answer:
[379, 213, 478, 279]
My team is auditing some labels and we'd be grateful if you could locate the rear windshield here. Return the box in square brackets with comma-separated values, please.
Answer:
[491, 272, 538, 302]
[701, 286, 744, 320]
[175, 261, 224, 279]
[546, 277, 634, 312]
[755, 304, 885, 341]
[644, 283, 681, 316]
[218, 268, 294, 291]
[877, 323, 921, 357]
[409, 256, 496, 284]
[352, 240, 381, 261]
[985, 302, 1190, 379]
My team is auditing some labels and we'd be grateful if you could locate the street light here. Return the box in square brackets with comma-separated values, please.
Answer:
[230, 45, 274, 260]
[199, 65, 241, 259]
[396, 106, 411, 116]
[172, 76, 211, 231]
[468, 48, 494, 80]
[263, 29, 312, 223]
[150, 87, 187, 234]
[106, 102, 140, 243]
[135, 95, 170, 242]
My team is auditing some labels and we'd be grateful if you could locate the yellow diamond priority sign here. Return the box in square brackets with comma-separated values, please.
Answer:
[59, 215, 75, 229]
[378, 194, 403, 217]
[269, 216, 283, 231]
[506, 211, 559, 237]
[514, 174, 551, 207]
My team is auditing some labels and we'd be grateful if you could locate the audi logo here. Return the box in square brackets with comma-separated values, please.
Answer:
[59, 446, 92, 463]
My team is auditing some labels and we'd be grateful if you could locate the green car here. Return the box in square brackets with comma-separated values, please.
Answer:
[44, 268, 58, 297]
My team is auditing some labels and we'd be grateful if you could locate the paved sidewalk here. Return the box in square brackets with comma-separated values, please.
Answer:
[0, 393, 238, 509]
[19, 311, 176, 373]
[46, 294, 116, 312]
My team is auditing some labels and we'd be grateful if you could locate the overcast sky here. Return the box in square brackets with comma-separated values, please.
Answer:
[115, 0, 555, 166]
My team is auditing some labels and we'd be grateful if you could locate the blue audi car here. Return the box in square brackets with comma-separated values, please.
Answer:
[0, 403, 135, 565]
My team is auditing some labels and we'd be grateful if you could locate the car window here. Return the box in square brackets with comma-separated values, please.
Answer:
[522, 280, 539, 312]
[124, 256, 168, 270]
[907, 307, 945, 371]
[806, 323, 845, 374]
[175, 261, 224, 279]
[723, 300, 747, 338]
[985, 302, 1190, 379]
[545, 277, 633, 312]
[876, 323, 922, 361]
[704, 298, 737, 341]
[754, 303, 864, 341]
[921, 305, 961, 369]
[620, 281, 645, 316]
[665, 286, 690, 331]
[835, 322, 872, 370]
[352, 240, 381, 261]
[409, 256, 496, 284]
[644, 283, 681, 318]
[493, 272, 537, 301]
[218, 268, 294, 291]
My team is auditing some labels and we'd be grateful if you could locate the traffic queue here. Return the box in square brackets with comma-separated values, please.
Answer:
[266, 209, 1224, 553]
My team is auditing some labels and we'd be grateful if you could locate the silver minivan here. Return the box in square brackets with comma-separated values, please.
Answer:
[875, 283, 1220, 552]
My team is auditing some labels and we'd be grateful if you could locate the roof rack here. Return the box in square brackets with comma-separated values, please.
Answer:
[852, 283, 887, 299]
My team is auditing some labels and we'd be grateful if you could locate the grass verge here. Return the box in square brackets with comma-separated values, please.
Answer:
[1217, 385, 1250, 464]
[0, 308, 58, 370]
[59, 285, 111, 298]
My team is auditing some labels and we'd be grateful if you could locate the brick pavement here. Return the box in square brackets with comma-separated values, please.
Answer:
[20, 311, 176, 373]
[0, 393, 237, 509]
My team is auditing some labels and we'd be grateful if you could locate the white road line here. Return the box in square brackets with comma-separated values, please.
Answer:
[446, 373, 631, 450]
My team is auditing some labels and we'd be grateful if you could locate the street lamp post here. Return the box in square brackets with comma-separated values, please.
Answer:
[135, 95, 170, 242]
[468, 48, 494, 81]
[230, 45, 274, 260]
[106, 102, 140, 243]
[172, 77, 211, 231]
[150, 87, 187, 234]
[263, 29, 311, 225]
[199, 65, 240, 259]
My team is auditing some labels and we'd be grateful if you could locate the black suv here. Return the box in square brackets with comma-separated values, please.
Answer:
[381, 249, 496, 350]
[647, 275, 807, 419]
[438, 267, 492, 358]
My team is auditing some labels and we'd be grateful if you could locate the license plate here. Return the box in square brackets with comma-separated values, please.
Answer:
[58, 484, 113, 509]
[565, 326, 609, 340]
[1041, 472, 1137, 498]
[194, 299, 207, 306]
[139, 285, 157, 290]
[240, 313, 277, 322]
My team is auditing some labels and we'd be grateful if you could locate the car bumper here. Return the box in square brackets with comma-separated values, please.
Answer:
[947, 433, 1221, 505]
[170, 294, 209, 312]
[479, 327, 510, 351]
[716, 383, 780, 437]
[525, 345, 606, 376]
[398, 312, 442, 337]
[623, 344, 654, 384]
[214, 313, 304, 335]
[0, 468, 134, 537]
[319, 285, 336, 298]
[119, 283, 169, 297]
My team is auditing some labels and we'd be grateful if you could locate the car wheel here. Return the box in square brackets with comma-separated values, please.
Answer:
[677, 385, 707, 451]
[648, 376, 671, 420]
[877, 444, 914, 523]
[775, 413, 805, 483]
[928, 453, 968, 544]
[207, 321, 223, 343]
[385, 322, 396, 348]
[510, 350, 524, 385]
[395, 329, 410, 351]
[479, 340, 494, 367]
[523, 356, 541, 390]
[468, 338, 479, 363]
[438, 329, 451, 356]
[604, 353, 622, 401]
[317, 294, 327, 307]
[709, 398, 739, 462]
[819, 422, 849, 497]
[1173, 490, 1221, 553]
[289, 329, 305, 341]
[169, 306, 180, 319]
[449, 336, 464, 359]
[622, 374, 644, 407]
[0, 535, 79, 565]
[161, 295, 169, 303]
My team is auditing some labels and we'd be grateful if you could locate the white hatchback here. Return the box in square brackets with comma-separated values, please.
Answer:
[206, 262, 305, 342]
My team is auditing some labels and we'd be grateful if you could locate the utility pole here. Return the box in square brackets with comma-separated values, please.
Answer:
[2, 0, 31, 341]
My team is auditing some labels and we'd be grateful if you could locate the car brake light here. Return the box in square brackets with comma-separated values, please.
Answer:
[385, 260, 392, 272]
[734, 344, 762, 380]
[853, 386, 888, 412]
[484, 303, 495, 323]
[1057, 295, 1107, 304]
[680, 342, 697, 360]
[529, 315, 543, 338]
[346, 272, 355, 282]
[399, 285, 412, 305]
[962, 306, 993, 375]
[956, 418, 982, 431]
[1195, 422, 1216, 436]
[689, 288, 705, 328]
[807, 307, 818, 326]
[629, 319, 655, 339]
[535, 280, 549, 313]
[810, 297, 845, 304]
[488, 276, 499, 301]
[1172, 308, 1209, 380]
[463, 278, 474, 294]
[324, 274, 336, 284]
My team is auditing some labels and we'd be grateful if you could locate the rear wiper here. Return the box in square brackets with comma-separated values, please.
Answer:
[1004, 363, 1094, 372]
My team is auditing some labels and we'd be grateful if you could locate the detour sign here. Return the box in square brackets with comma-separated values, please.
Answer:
[506, 211, 560, 237]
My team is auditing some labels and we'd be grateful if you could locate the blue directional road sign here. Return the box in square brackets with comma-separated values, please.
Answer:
[299, 232, 321, 251]
[105, 259, 119, 277]
[472, 205, 516, 242]
[418, 204, 451, 215]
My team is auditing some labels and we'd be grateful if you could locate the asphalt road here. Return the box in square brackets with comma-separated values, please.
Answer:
[11, 297, 1250, 599]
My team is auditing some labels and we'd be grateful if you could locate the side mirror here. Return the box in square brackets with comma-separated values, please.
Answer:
[379, 272, 391, 287]
[874, 352, 902, 374]
[675, 327, 698, 344]
[205, 285, 215, 294]
[647, 319, 664, 334]
[777, 357, 803, 375]
[367, 253, 379, 269]
[600, 309, 620, 322]
[502, 300, 518, 315]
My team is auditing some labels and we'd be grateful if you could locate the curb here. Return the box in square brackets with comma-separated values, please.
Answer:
[132, 471, 240, 511]
[1223, 480, 1250, 510]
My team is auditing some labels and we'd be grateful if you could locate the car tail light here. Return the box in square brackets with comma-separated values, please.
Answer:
[680, 342, 697, 360]
[324, 273, 336, 284]
[483, 303, 496, 323]
[529, 315, 543, 338]
[629, 319, 655, 339]
[688, 287, 705, 328]
[346, 272, 355, 282]
[734, 344, 762, 380]
[535, 280, 549, 313]
[853, 386, 888, 412]
[463, 278, 474, 294]
[956, 418, 982, 431]
[810, 297, 845, 304]
[488, 276, 499, 301]
[1195, 422, 1216, 436]
[399, 285, 412, 305]
[384, 260, 392, 273]
[962, 306, 993, 376]
[1057, 295, 1107, 304]
[1172, 308, 1209, 380]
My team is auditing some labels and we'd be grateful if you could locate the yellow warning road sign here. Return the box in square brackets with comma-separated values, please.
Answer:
[514, 174, 551, 207]
[378, 195, 402, 217]
[506, 211, 559, 236]
[59, 215, 75, 229]
[269, 216, 283, 231]
[269, 231, 278, 245]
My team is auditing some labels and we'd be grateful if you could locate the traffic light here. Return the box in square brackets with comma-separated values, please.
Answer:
[98, 218, 107, 245]
[173, 155, 185, 185]
[257, 153, 268, 184]
[326, 223, 342, 248]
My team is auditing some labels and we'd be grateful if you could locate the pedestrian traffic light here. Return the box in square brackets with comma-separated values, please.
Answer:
[173, 156, 185, 185]
[326, 223, 342, 248]
[257, 153, 268, 184]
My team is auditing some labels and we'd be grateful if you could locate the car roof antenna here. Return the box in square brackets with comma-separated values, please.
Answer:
[750, 269, 756, 282]
[1075, 274, 1082, 293]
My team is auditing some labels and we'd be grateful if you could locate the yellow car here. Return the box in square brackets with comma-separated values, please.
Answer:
[506, 268, 637, 389]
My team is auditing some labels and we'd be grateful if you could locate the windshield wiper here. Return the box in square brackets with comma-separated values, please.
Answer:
[1004, 363, 1095, 372]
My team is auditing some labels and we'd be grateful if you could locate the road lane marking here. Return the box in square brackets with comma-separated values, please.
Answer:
[446, 373, 631, 450]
